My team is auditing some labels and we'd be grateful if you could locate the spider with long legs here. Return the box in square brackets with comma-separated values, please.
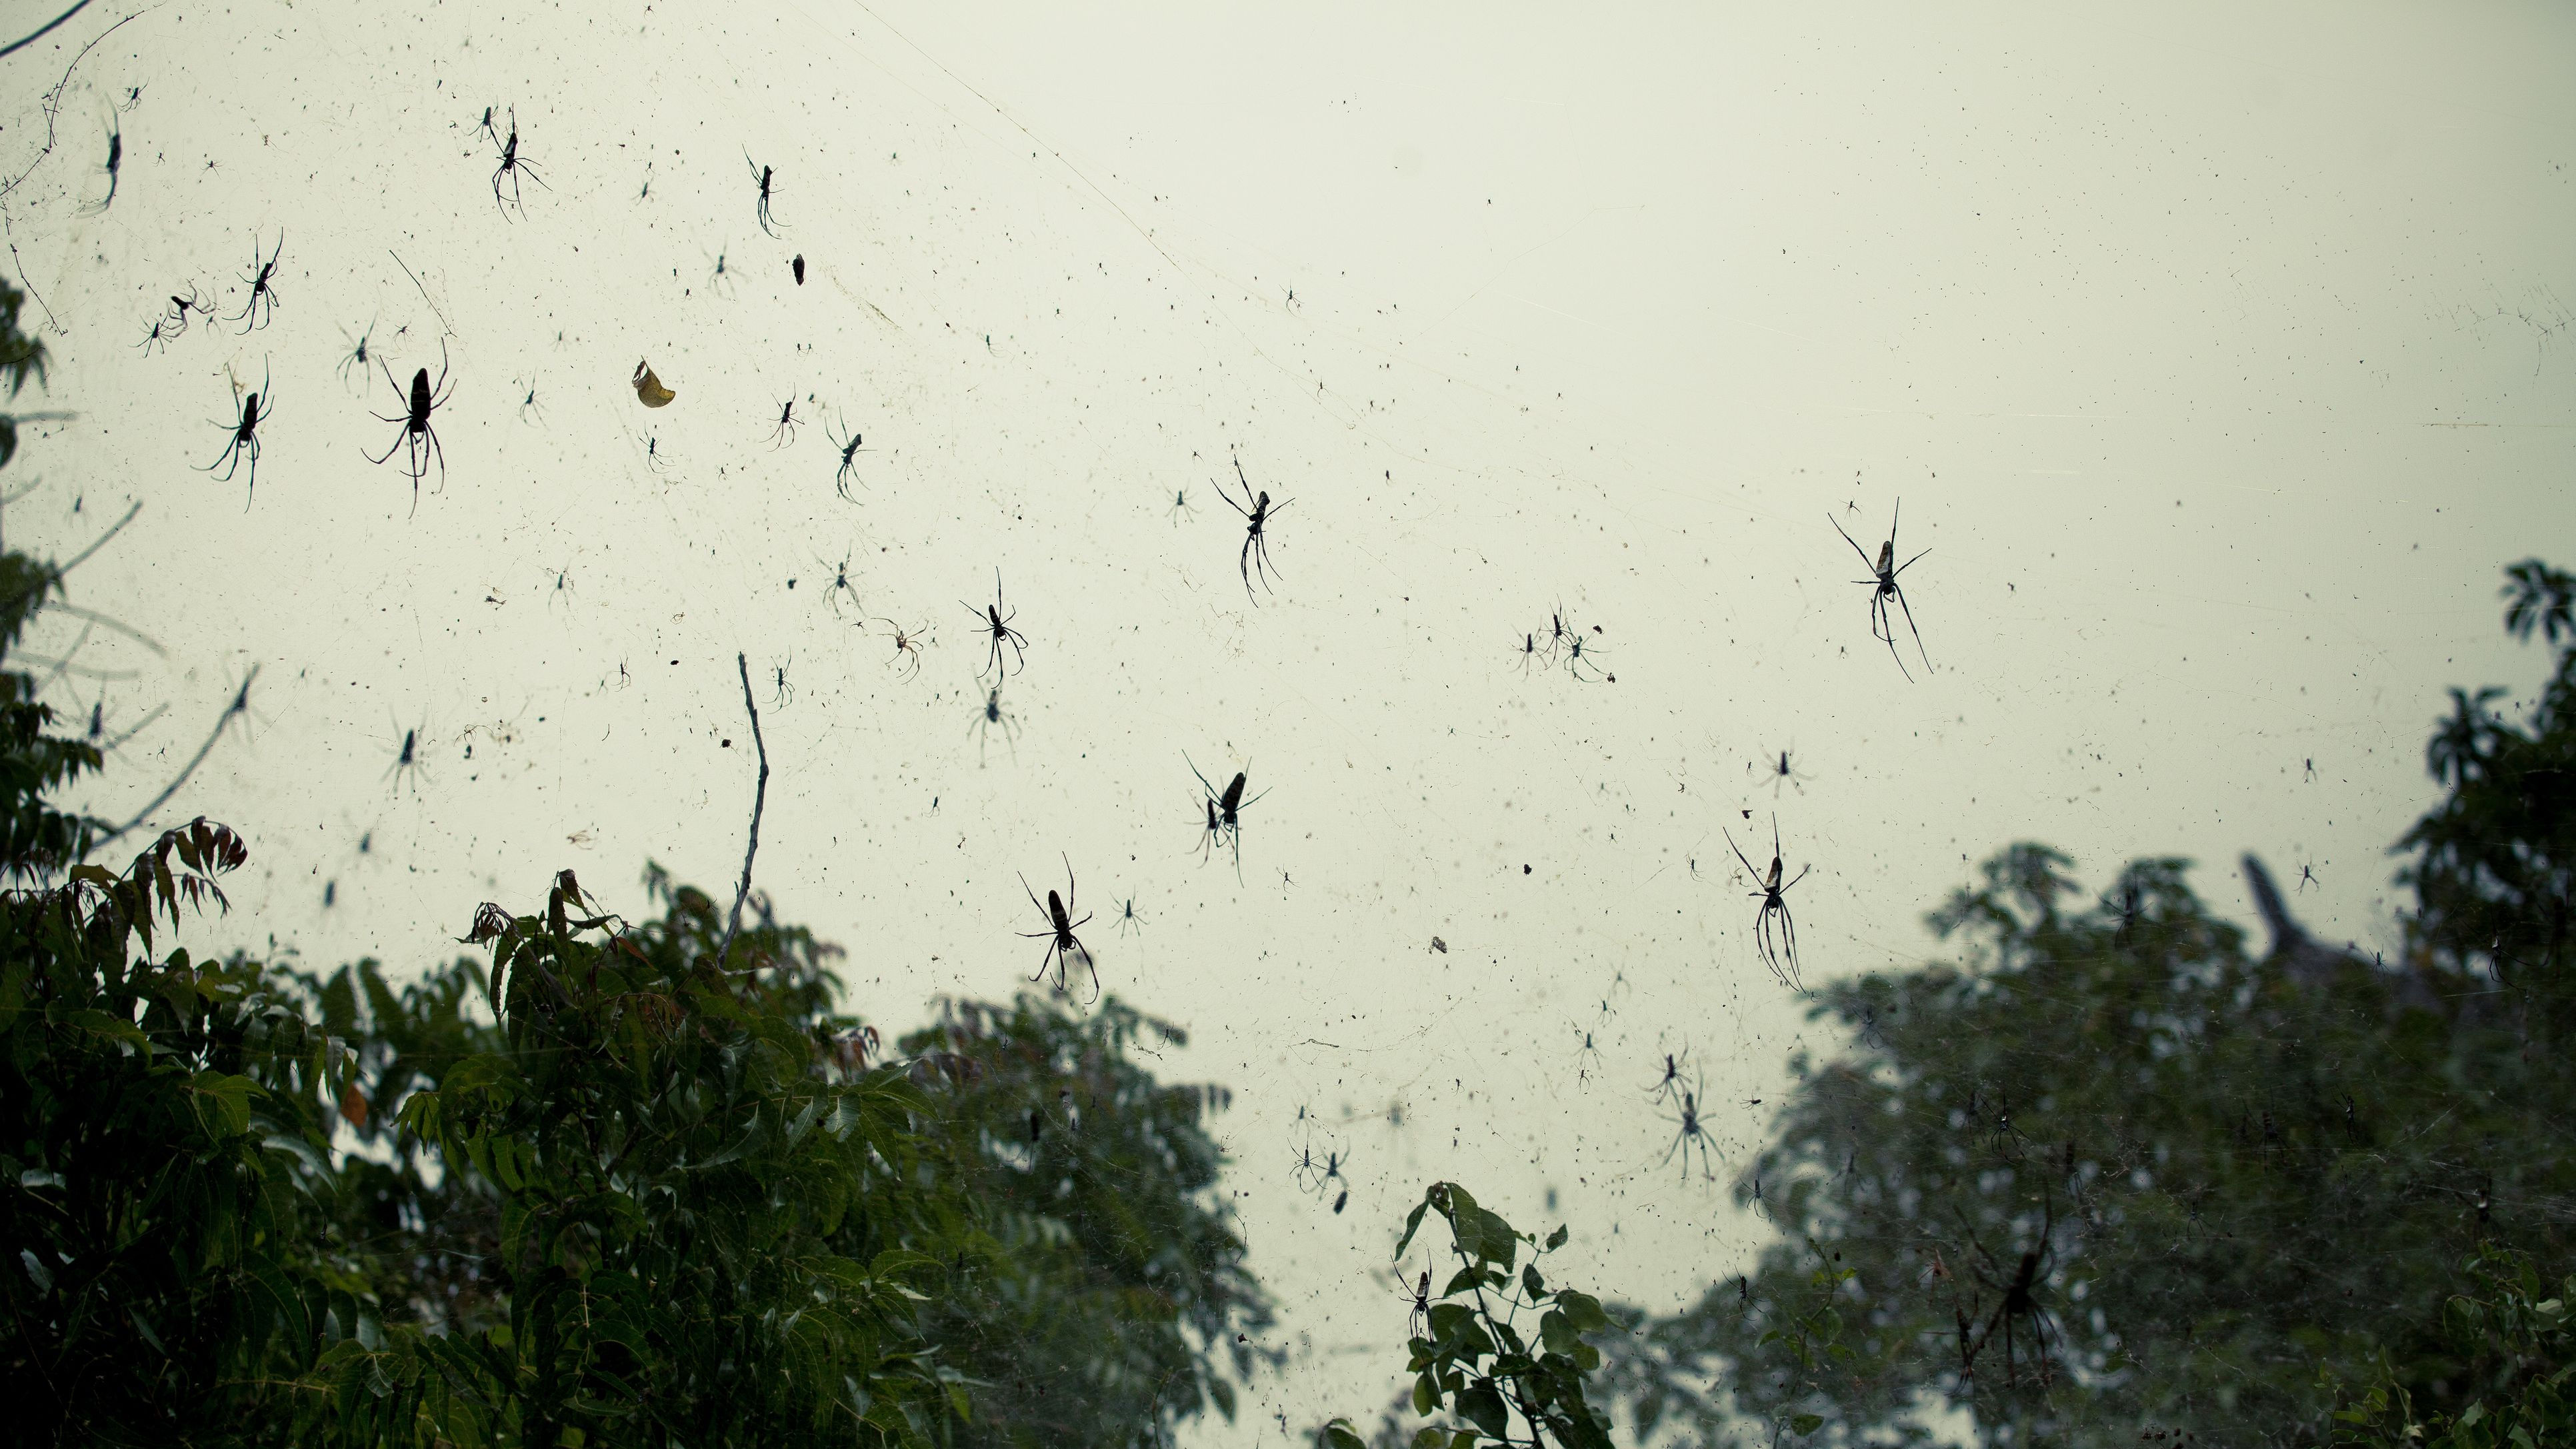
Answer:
[1016, 853, 1096, 999]
[1167, 485, 1197, 525]
[231, 231, 283, 332]
[1215, 455, 1291, 599]
[487, 107, 549, 218]
[1187, 754, 1268, 881]
[517, 374, 547, 426]
[1319, 1148, 1349, 1212]
[703, 243, 736, 301]
[139, 288, 213, 354]
[769, 657, 793, 709]
[876, 617, 929, 681]
[383, 719, 430, 796]
[1571, 1025, 1605, 1083]
[1563, 627, 1609, 682]
[1757, 746, 1807, 798]
[1725, 816, 1812, 992]
[199, 362, 271, 508]
[970, 683, 1021, 766]
[364, 341, 454, 517]
[745, 149, 785, 236]
[1644, 1048, 1690, 1106]
[1830, 499, 1933, 681]
[79, 116, 121, 217]
[1113, 894, 1145, 937]
[1393, 1262, 1434, 1341]
[765, 396, 800, 449]
[1513, 631, 1547, 677]
[1656, 1072, 1720, 1183]
[335, 315, 379, 391]
[828, 413, 866, 499]
[1958, 1192, 2065, 1388]
[815, 549, 861, 619]
[961, 570, 1029, 678]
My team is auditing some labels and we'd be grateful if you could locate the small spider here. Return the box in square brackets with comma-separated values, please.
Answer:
[231, 231, 284, 332]
[703, 244, 736, 301]
[516, 374, 547, 426]
[1393, 1264, 1434, 1341]
[766, 396, 800, 449]
[1657, 1078, 1719, 1183]
[1831, 499, 1933, 681]
[139, 287, 213, 355]
[1017, 852, 1096, 999]
[1644, 1048, 1689, 1106]
[1113, 895, 1145, 937]
[1187, 754, 1269, 882]
[815, 549, 862, 619]
[829, 414, 865, 499]
[1758, 746, 1807, 797]
[363, 341, 455, 516]
[1725, 815, 1812, 992]
[2297, 864, 2319, 892]
[769, 657, 793, 708]
[335, 314, 380, 391]
[876, 617, 929, 681]
[487, 106, 549, 218]
[970, 683, 1021, 766]
[745, 149, 785, 236]
[1572, 1026, 1605, 1083]
[1513, 631, 1547, 676]
[199, 361, 271, 508]
[1215, 454, 1291, 599]
[961, 569, 1029, 679]
[1167, 485, 1197, 524]
[383, 719, 430, 796]
[79, 117, 120, 216]
[1564, 626, 1609, 683]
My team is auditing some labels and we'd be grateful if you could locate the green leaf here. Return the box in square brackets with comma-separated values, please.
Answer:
[1791, 1414, 1825, 1435]
[1554, 1289, 1607, 1333]
[1455, 1382, 1509, 1438]
[1323, 1420, 1368, 1449]
[1415, 1372, 1439, 1415]
[1545, 1224, 1568, 1251]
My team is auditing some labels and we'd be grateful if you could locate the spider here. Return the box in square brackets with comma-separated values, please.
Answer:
[1393, 1263, 1434, 1341]
[1113, 895, 1145, 937]
[364, 341, 454, 517]
[769, 657, 793, 708]
[139, 287, 213, 354]
[1187, 754, 1269, 882]
[1571, 1026, 1605, 1083]
[766, 396, 800, 449]
[970, 684, 1021, 766]
[1657, 1080, 1719, 1183]
[961, 570, 1029, 678]
[199, 362, 271, 508]
[516, 374, 547, 426]
[1167, 485, 1197, 524]
[543, 561, 576, 612]
[1017, 853, 1096, 999]
[1563, 627, 1609, 682]
[815, 549, 862, 618]
[1961, 1192, 2065, 1388]
[1317, 1148, 1349, 1202]
[1643, 1048, 1690, 1106]
[1758, 746, 1807, 798]
[383, 719, 430, 796]
[1215, 455, 1291, 598]
[876, 617, 929, 681]
[488, 107, 549, 218]
[1830, 500, 1933, 681]
[745, 149, 785, 236]
[2297, 864, 2319, 892]
[1725, 816, 1812, 992]
[335, 315, 380, 391]
[829, 414, 866, 499]
[79, 117, 120, 216]
[231, 231, 283, 332]
[1513, 631, 1547, 677]
[703, 243, 736, 301]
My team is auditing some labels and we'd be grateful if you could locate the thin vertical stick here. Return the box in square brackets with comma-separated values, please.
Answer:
[716, 652, 769, 972]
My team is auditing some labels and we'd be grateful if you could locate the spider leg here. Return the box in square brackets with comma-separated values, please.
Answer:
[1828, 511, 1880, 570]
[1877, 593, 1916, 683]
[1723, 830, 1764, 883]
[1890, 580, 1933, 675]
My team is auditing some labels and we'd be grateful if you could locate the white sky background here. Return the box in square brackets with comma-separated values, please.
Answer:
[4, 0, 2572, 1440]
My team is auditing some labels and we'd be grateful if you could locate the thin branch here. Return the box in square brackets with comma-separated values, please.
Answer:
[0, 8, 134, 199]
[715, 651, 769, 973]
[389, 250, 455, 338]
[0, 0, 95, 61]
[91, 664, 255, 849]
[52, 498, 139, 575]
[41, 599, 162, 654]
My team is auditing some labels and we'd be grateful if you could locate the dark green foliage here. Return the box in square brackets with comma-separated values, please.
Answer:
[2330, 1244, 2576, 1448]
[899, 995, 1273, 1449]
[1595, 561, 2576, 1446]
[0, 278, 47, 470]
[1327, 1183, 1613, 1449]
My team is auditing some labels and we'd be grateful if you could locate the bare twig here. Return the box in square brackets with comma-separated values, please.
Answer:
[0, 6, 139, 334]
[49, 499, 139, 576]
[0, 0, 95, 61]
[714, 651, 769, 972]
[389, 250, 455, 338]
[91, 663, 255, 849]
[42, 599, 163, 654]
